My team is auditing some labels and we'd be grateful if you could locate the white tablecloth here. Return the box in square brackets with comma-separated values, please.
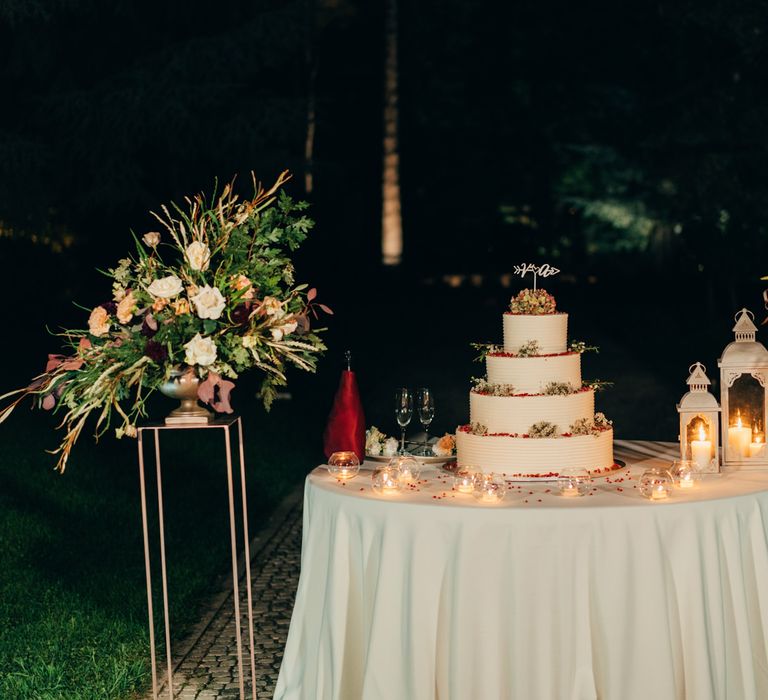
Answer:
[275, 441, 768, 700]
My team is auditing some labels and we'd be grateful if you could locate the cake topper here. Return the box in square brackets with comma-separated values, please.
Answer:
[513, 263, 560, 291]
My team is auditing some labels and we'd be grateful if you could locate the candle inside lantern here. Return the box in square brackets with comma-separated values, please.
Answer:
[560, 485, 580, 498]
[690, 424, 712, 471]
[750, 433, 765, 458]
[678, 472, 695, 489]
[728, 412, 752, 459]
[651, 485, 669, 500]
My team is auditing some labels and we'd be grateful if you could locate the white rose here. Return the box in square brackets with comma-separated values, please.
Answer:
[191, 285, 226, 320]
[184, 333, 217, 366]
[148, 275, 183, 299]
[142, 231, 161, 248]
[186, 241, 211, 271]
[270, 318, 298, 341]
[366, 436, 382, 456]
[382, 437, 399, 457]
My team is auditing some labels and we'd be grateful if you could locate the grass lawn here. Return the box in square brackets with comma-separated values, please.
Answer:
[0, 389, 323, 700]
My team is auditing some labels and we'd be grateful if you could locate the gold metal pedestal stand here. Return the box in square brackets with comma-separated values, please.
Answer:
[136, 416, 257, 700]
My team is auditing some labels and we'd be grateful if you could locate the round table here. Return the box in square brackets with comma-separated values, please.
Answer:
[274, 441, 768, 700]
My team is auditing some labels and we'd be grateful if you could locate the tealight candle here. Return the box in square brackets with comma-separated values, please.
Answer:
[750, 435, 765, 458]
[453, 468, 476, 494]
[372, 466, 401, 495]
[388, 455, 421, 485]
[639, 467, 674, 501]
[671, 459, 698, 490]
[472, 473, 506, 504]
[556, 468, 591, 497]
[327, 451, 361, 480]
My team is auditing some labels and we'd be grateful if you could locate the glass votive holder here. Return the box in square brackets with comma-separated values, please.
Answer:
[388, 454, 422, 485]
[453, 467, 477, 494]
[556, 468, 591, 497]
[371, 465, 401, 495]
[670, 459, 699, 490]
[639, 467, 674, 501]
[327, 451, 361, 480]
[472, 472, 507, 504]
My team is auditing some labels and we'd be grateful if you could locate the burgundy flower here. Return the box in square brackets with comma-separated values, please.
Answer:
[141, 314, 158, 337]
[144, 340, 167, 363]
[100, 301, 117, 315]
[230, 304, 250, 325]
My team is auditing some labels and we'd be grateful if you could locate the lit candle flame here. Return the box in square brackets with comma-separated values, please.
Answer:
[737, 413, 743, 429]
[698, 425, 706, 441]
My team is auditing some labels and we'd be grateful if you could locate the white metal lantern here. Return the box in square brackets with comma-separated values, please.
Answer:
[718, 309, 768, 469]
[677, 362, 720, 473]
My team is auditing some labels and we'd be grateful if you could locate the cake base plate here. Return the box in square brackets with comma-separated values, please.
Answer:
[443, 459, 627, 482]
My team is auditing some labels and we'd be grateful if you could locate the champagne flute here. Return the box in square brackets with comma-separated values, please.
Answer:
[395, 388, 413, 454]
[417, 387, 435, 455]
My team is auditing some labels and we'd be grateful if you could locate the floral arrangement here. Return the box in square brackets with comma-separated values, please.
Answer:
[470, 342, 503, 363]
[516, 339, 541, 357]
[583, 379, 613, 392]
[527, 421, 560, 438]
[365, 426, 399, 457]
[0, 171, 330, 471]
[568, 413, 613, 437]
[432, 433, 456, 456]
[509, 289, 556, 315]
[471, 378, 517, 396]
[542, 381, 577, 396]
[569, 341, 599, 354]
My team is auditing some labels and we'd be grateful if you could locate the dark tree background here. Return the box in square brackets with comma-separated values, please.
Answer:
[2, 0, 768, 435]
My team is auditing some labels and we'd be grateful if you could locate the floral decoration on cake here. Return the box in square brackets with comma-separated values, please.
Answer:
[509, 288, 556, 315]
[458, 412, 612, 439]
[567, 413, 612, 436]
[542, 381, 577, 395]
[471, 378, 517, 396]
[528, 421, 559, 438]
[516, 340, 541, 357]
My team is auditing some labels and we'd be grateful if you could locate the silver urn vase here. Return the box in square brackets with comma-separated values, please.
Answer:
[158, 367, 213, 424]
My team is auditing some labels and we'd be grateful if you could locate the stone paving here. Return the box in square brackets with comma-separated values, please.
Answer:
[142, 486, 304, 700]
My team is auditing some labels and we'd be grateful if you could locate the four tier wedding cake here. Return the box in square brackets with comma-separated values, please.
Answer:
[455, 288, 616, 478]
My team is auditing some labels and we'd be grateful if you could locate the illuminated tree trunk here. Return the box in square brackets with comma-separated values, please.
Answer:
[381, 0, 402, 265]
[304, 0, 317, 194]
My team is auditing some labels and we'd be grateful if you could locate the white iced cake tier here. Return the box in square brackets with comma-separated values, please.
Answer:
[456, 427, 614, 477]
[503, 312, 567, 354]
[469, 389, 595, 435]
[486, 352, 581, 394]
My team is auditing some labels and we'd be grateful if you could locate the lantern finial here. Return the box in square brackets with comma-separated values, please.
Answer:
[686, 362, 711, 392]
[733, 308, 757, 342]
